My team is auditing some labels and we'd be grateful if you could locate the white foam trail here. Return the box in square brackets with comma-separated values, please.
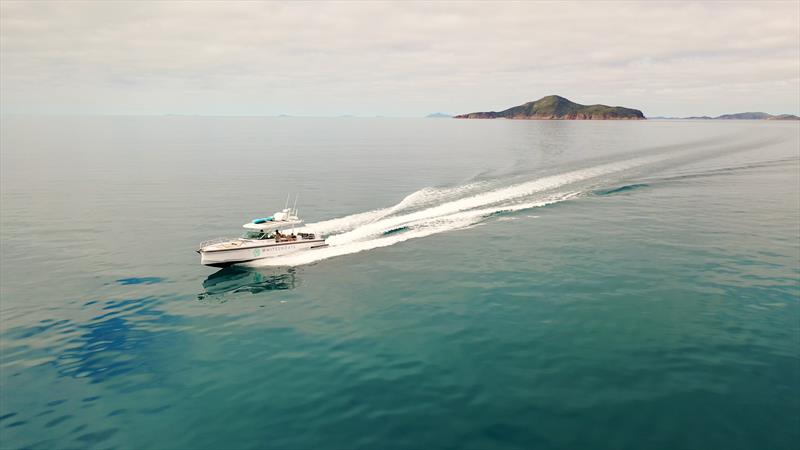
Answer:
[247, 192, 577, 267]
[326, 154, 661, 246]
[300, 207, 390, 236]
[247, 220, 468, 267]
[247, 152, 672, 267]
[303, 182, 489, 236]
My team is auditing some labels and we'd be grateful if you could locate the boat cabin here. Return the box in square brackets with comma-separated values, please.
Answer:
[241, 229, 316, 243]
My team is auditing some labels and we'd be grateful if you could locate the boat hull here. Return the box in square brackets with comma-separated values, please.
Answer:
[200, 239, 327, 267]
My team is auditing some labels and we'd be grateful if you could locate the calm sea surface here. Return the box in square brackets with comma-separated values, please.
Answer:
[1, 117, 798, 450]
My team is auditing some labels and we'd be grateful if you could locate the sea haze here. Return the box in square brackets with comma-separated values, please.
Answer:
[1, 117, 798, 449]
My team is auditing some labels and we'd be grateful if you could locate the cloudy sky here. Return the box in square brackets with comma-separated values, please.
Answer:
[1, 1, 798, 117]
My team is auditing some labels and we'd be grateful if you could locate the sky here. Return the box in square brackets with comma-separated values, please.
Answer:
[1, 1, 799, 117]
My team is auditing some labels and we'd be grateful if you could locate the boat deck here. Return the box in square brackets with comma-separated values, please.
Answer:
[203, 236, 317, 252]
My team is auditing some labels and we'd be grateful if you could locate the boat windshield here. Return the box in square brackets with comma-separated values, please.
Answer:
[241, 230, 273, 240]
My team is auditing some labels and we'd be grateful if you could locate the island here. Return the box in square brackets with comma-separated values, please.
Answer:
[653, 112, 799, 120]
[454, 95, 645, 120]
[715, 112, 799, 120]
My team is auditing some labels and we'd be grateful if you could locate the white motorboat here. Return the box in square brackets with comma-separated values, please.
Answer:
[198, 208, 327, 267]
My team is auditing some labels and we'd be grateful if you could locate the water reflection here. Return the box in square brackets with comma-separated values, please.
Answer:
[199, 267, 297, 300]
[0, 293, 182, 448]
[52, 297, 181, 386]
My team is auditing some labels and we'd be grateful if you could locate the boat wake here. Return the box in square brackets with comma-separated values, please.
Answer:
[245, 135, 786, 267]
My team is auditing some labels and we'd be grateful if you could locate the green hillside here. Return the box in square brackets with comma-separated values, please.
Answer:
[455, 95, 645, 120]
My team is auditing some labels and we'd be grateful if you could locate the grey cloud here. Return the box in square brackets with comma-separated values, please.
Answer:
[1, 1, 798, 116]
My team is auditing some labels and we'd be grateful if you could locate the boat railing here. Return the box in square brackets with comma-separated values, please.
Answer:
[199, 237, 235, 249]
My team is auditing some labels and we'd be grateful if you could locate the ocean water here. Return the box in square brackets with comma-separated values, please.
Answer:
[1, 116, 798, 450]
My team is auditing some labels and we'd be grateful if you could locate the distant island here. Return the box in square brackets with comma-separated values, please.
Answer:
[455, 95, 645, 120]
[703, 112, 798, 120]
[653, 112, 799, 120]
[426, 112, 453, 118]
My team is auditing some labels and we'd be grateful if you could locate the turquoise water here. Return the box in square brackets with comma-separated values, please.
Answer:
[1, 117, 798, 449]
